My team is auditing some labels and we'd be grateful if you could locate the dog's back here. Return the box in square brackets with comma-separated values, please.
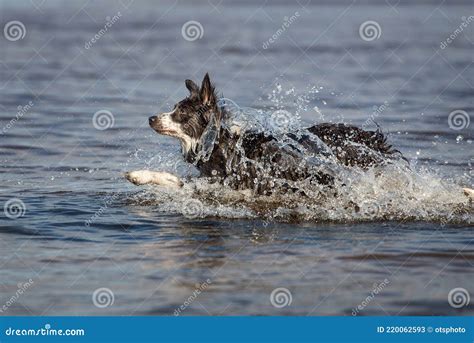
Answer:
[191, 119, 402, 195]
[307, 123, 400, 168]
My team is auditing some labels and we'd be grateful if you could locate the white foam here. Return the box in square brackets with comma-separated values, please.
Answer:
[126, 85, 473, 224]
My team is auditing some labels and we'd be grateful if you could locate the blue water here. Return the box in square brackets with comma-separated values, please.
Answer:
[0, 1, 473, 315]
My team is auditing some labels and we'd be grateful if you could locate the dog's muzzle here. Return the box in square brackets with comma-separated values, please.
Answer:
[149, 116, 157, 126]
[149, 114, 177, 136]
[149, 115, 162, 132]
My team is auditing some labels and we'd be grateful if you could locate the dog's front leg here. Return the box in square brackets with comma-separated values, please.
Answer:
[125, 170, 183, 188]
[464, 188, 474, 200]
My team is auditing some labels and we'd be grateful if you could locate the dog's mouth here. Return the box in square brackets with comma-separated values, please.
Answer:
[151, 126, 178, 136]
[157, 129, 177, 136]
[149, 116, 178, 136]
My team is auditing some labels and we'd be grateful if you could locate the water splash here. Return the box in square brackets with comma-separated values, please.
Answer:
[126, 85, 473, 224]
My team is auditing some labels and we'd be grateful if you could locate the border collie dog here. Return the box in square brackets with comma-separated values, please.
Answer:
[126, 73, 474, 199]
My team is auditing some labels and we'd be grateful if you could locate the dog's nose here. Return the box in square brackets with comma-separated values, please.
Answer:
[149, 116, 157, 125]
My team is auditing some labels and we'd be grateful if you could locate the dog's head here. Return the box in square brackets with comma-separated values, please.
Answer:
[149, 73, 219, 156]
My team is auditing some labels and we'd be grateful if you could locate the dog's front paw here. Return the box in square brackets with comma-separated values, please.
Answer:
[125, 170, 153, 185]
[125, 170, 183, 188]
[463, 188, 474, 200]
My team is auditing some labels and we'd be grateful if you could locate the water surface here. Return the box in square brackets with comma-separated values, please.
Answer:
[0, 0, 473, 315]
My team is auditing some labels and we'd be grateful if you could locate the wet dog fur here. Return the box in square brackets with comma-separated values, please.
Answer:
[126, 74, 474, 199]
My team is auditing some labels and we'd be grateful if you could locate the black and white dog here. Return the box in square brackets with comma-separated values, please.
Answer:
[126, 74, 474, 199]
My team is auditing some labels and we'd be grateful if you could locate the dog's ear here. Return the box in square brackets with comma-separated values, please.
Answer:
[185, 79, 199, 98]
[200, 73, 216, 105]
